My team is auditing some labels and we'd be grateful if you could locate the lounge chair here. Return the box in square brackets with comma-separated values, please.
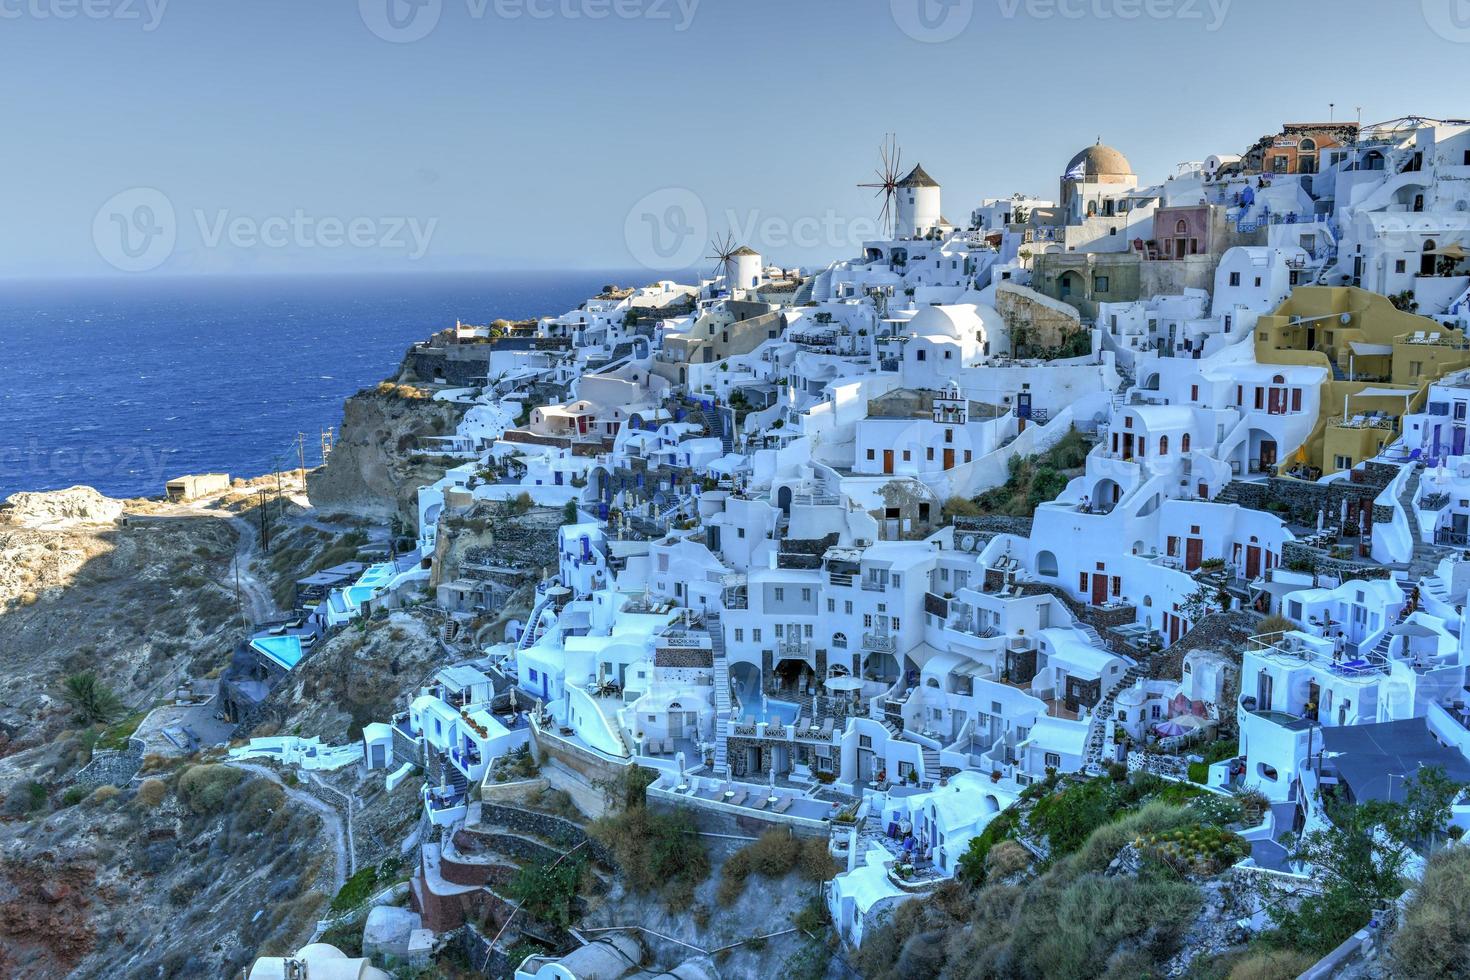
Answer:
[752, 796, 770, 810]
[744, 716, 756, 729]
[819, 718, 834, 738]
[645, 740, 661, 756]
[727, 790, 747, 806]
[807, 717, 823, 736]
[664, 738, 676, 755]
[774, 795, 795, 814]
[791, 713, 806, 734]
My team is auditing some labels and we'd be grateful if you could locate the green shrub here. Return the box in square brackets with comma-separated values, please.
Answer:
[747, 829, 801, 877]
[1391, 845, 1470, 978]
[62, 785, 88, 807]
[1188, 761, 1209, 783]
[798, 836, 839, 882]
[176, 764, 247, 814]
[591, 803, 709, 902]
[508, 857, 585, 929]
[61, 671, 124, 725]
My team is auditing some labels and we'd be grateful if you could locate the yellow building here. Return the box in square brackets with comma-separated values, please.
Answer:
[1255, 286, 1470, 476]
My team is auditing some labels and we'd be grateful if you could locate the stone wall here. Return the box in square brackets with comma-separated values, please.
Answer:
[474, 802, 616, 867]
[952, 515, 1034, 536]
[995, 282, 1083, 350]
[73, 743, 143, 788]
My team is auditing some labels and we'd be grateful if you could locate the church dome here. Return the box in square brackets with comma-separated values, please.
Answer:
[1065, 142, 1133, 178]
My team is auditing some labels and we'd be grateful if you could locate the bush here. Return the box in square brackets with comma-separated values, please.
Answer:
[62, 785, 88, 807]
[1391, 845, 1470, 978]
[983, 840, 1031, 880]
[798, 836, 839, 882]
[1188, 761, 1210, 784]
[177, 764, 247, 814]
[591, 804, 709, 903]
[747, 830, 802, 877]
[508, 857, 585, 929]
[1225, 950, 1319, 980]
[136, 778, 168, 808]
[87, 784, 121, 806]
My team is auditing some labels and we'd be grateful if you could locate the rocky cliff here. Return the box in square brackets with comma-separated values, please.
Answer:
[306, 381, 467, 528]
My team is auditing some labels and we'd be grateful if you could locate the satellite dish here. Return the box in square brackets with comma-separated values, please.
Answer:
[961, 535, 976, 551]
[1340, 312, 1352, 325]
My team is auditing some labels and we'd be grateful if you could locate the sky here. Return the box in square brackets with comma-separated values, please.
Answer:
[2, 0, 1468, 279]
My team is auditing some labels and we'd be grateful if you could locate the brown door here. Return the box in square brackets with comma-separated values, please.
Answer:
[883, 450, 894, 474]
[1090, 574, 1108, 606]
[1185, 538, 1203, 571]
[943, 448, 955, 470]
[1259, 440, 1277, 468]
[1122, 433, 1134, 460]
[1246, 546, 1262, 579]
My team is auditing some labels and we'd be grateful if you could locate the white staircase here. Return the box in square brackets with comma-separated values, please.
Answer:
[919, 746, 942, 785]
[517, 585, 554, 652]
[1083, 662, 1146, 773]
[709, 612, 731, 775]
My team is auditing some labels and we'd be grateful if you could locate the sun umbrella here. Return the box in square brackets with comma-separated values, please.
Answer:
[824, 676, 864, 691]
[1153, 720, 1188, 737]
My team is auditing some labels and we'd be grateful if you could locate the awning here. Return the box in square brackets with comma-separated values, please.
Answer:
[1351, 386, 1415, 400]
[1348, 342, 1392, 356]
[1427, 243, 1467, 260]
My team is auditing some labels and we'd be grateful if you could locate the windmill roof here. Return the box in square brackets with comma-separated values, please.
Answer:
[731, 246, 761, 257]
[899, 164, 940, 188]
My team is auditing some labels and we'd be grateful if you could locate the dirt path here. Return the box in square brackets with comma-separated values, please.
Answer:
[232, 762, 351, 895]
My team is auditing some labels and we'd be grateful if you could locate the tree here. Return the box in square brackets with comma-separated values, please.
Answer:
[562, 499, 579, 525]
[61, 672, 123, 725]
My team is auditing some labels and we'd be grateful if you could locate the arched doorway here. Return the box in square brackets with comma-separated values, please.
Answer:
[1423, 239, 1438, 277]
[777, 485, 793, 516]
[1036, 550, 1059, 577]
[1091, 478, 1122, 513]
[1058, 270, 1084, 301]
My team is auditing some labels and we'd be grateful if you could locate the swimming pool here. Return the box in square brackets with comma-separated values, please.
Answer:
[735, 697, 800, 725]
[250, 635, 304, 671]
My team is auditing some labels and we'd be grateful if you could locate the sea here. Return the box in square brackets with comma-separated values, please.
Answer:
[0, 271, 661, 500]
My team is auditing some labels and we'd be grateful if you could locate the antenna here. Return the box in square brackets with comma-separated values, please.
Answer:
[858, 133, 904, 239]
[706, 232, 739, 283]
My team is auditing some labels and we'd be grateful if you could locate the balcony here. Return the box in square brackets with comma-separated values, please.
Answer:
[860, 578, 887, 593]
[861, 632, 897, 653]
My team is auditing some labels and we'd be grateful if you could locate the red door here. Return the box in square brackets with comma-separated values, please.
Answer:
[943, 448, 955, 470]
[883, 450, 894, 474]
[1185, 538, 1203, 571]
[1246, 546, 1262, 579]
[1091, 574, 1108, 606]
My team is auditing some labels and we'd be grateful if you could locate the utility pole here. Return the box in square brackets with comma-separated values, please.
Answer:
[257, 488, 270, 552]
[296, 431, 307, 484]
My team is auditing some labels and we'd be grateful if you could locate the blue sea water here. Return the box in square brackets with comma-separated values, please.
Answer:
[0, 271, 651, 500]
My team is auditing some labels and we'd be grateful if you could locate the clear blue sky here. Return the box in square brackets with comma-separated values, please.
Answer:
[2, 0, 1465, 278]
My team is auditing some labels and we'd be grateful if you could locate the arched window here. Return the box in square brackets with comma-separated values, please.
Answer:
[1299, 137, 1316, 151]
[1159, 435, 1169, 455]
[1181, 433, 1191, 453]
[1175, 219, 1188, 234]
[832, 632, 848, 649]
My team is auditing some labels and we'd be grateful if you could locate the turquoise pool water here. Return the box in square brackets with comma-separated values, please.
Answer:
[251, 635, 304, 671]
[736, 698, 800, 725]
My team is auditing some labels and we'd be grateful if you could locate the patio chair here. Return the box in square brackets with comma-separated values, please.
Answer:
[643, 740, 660, 756]
[819, 718, 834, 739]
[774, 795, 795, 814]
[744, 716, 756, 729]
[791, 713, 806, 734]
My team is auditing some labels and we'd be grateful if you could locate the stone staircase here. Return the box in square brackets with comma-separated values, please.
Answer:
[1083, 662, 1146, 773]
[709, 612, 731, 775]
[1397, 463, 1442, 577]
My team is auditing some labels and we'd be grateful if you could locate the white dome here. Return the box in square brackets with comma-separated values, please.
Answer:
[907, 304, 981, 340]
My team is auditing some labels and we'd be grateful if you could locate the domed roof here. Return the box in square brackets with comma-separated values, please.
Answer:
[906, 304, 980, 340]
[1065, 141, 1133, 178]
[899, 164, 940, 188]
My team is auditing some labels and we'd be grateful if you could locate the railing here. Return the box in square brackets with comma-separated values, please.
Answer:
[1327, 415, 1396, 430]
[862, 632, 897, 653]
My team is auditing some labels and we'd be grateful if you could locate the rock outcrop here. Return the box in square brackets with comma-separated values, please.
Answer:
[1, 486, 124, 530]
[306, 383, 466, 527]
